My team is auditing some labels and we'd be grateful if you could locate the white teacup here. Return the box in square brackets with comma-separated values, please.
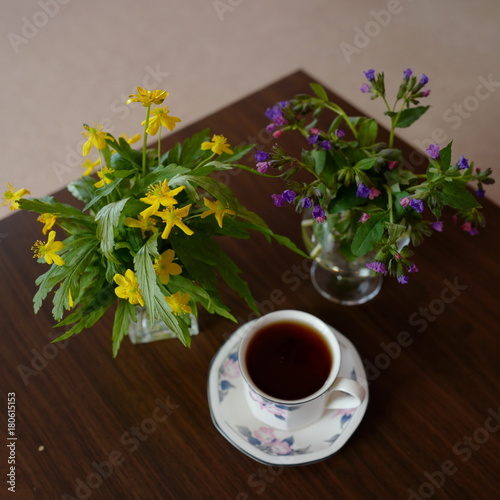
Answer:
[238, 310, 365, 431]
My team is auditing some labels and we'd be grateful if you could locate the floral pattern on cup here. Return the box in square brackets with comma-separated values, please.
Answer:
[235, 425, 310, 456]
[248, 389, 300, 422]
[218, 350, 240, 402]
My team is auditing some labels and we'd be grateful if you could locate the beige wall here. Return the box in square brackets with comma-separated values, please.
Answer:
[1, 0, 499, 220]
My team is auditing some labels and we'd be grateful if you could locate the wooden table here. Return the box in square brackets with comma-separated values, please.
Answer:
[1, 71, 499, 500]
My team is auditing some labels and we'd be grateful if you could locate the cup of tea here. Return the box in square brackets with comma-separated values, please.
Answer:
[238, 310, 366, 431]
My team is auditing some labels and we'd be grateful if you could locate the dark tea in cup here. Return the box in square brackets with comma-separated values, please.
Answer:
[245, 320, 333, 400]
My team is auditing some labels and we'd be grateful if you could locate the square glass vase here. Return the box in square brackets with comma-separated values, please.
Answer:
[128, 307, 199, 344]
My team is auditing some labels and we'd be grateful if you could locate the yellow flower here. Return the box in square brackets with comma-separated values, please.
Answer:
[2, 183, 30, 210]
[68, 289, 74, 309]
[81, 158, 100, 176]
[120, 132, 141, 145]
[94, 167, 115, 188]
[32, 230, 65, 266]
[81, 124, 113, 157]
[37, 213, 58, 235]
[113, 269, 144, 307]
[126, 87, 169, 107]
[124, 214, 158, 238]
[154, 249, 182, 285]
[139, 180, 185, 218]
[157, 205, 194, 239]
[201, 198, 235, 228]
[201, 134, 233, 155]
[165, 291, 192, 315]
[142, 107, 181, 135]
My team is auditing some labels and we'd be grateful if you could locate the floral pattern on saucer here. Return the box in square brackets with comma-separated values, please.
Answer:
[218, 349, 240, 403]
[235, 425, 310, 456]
[208, 322, 369, 466]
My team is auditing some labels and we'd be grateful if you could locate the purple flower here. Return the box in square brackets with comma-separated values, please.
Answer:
[255, 150, 270, 162]
[356, 182, 370, 198]
[256, 161, 270, 173]
[457, 155, 470, 169]
[282, 189, 297, 203]
[420, 74, 429, 86]
[366, 261, 387, 274]
[312, 204, 325, 221]
[360, 83, 371, 93]
[398, 275, 409, 284]
[422, 89, 431, 97]
[407, 263, 419, 273]
[265, 101, 289, 122]
[409, 199, 424, 213]
[476, 188, 486, 198]
[336, 129, 346, 138]
[426, 144, 440, 159]
[301, 197, 313, 208]
[431, 221, 444, 232]
[271, 194, 284, 207]
[265, 105, 283, 121]
[320, 140, 332, 150]
[364, 69, 375, 81]
[308, 134, 320, 145]
[403, 68, 412, 79]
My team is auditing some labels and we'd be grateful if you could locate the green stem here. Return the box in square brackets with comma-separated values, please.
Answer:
[142, 106, 151, 175]
[384, 185, 394, 224]
[324, 103, 358, 138]
[157, 123, 162, 166]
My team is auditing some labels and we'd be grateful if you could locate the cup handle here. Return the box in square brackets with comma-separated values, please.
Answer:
[326, 377, 366, 410]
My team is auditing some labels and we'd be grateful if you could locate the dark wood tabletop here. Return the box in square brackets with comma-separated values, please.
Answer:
[1, 71, 499, 500]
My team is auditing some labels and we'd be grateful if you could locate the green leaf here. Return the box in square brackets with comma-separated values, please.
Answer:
[385, 105, 430, 128]
[436, 179, 481, 210]
[83, 178, 123, 211]
[170, 230, 258, 313]
[215, 143, 255, 164]
[153, 290, 191, 347]
[312, 149, 326, 175]
[19, 198, 88, 220]
[439, 141, 453, 171]
[67, 177, 98, 205]
[310, 83, 328, 101]
[95, 198, 130, 262]
[384, 222, 407, 244]
[33, 235, 99, 313]
[351, 214, 386, 257]
[112, 299, 134, 358]
[161, 128, 211, 166]
[51, 237, 100, 320]
[357, 118, 378, 147]
[110, 138, 142, 169]
[133, 235, 160, 321]
[52, 284, 116, 342]
[130, 164, 191, 196]
[327, 185, 360, 214]
[354, 158, 377, 171]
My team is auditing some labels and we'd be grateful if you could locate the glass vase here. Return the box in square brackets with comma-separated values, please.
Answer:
[301, 213, 382, 305]
[128, 307, 199, 344]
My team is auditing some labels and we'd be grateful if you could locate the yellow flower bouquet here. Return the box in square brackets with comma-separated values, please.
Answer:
[9, 86, 303, 356]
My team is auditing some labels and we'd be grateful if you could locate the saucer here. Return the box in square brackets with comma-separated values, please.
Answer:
[207, 321, 369, 466]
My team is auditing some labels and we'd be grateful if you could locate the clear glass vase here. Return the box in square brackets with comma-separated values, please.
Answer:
[301, 213, 382, 305]
[128, 307, 199, 344]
